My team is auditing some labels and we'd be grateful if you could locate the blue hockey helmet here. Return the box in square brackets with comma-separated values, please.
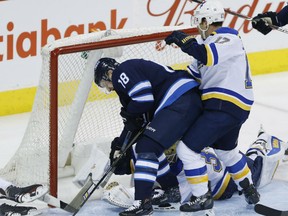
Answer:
[94, 57, 119, 87]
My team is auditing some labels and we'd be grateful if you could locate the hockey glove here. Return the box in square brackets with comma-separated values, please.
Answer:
[165, 31, 196, 48]
[252, 12, 279, 35]
[120, 108, 146, 132]
[109, 137, 132, 175]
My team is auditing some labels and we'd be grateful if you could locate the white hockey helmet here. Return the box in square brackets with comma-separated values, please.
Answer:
[192, 0, 225, 26]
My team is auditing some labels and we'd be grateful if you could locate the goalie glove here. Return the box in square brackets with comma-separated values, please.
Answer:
[102, 182, 134, 208]
[165, 31, 196, 48]
[252, 12, 279, 35]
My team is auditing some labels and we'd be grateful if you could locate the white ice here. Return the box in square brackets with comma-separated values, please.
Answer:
[0, 71, 288, 215]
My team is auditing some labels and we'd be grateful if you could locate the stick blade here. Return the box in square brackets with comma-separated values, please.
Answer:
[254, 204, 288, 216]
[65, 174, 95, 215]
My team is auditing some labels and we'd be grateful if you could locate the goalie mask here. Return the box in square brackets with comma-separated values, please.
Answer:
[94, 57, 119, 88]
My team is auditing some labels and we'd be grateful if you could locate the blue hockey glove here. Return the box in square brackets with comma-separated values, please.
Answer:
[252, 12, 279, 35]
[120, 108, 146, 132]
[109, 137, 132, 175]
[165, 31, 196, 48]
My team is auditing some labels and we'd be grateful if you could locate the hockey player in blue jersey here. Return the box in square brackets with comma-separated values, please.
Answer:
[252, 4, 288, 35]
[94, 57, 202, 216]
[165, 0, 259, 214]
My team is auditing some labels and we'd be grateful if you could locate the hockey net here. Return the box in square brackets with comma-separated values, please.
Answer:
[0, 26, 198, 197]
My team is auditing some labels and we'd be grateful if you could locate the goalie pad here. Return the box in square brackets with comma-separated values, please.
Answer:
[246, 129, 287, 188]
[102, 182, 134, 208]
[72, 143, 109, 188]
[102, 182, 181, 211]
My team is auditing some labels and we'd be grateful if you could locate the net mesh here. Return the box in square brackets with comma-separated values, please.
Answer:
[0, 26, 195, 188]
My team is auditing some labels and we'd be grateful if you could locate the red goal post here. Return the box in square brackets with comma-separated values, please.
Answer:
[0, 26, 198, 198]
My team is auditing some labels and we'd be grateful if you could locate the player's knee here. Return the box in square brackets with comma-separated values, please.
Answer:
[136, 135, 164, 156]
[214, 147, 242, 166]
[176, 141, 202, 162]
[181, 138, 204, 153]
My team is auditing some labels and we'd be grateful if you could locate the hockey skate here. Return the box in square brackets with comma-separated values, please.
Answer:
[152, 186, 181, 211]
[5, 184, 48, 203]
[239, 178, 260, 204]
[119, 198, 153, 216]
[0, 203, 40, 216]
[180, 191, 214, 216]
[151, 188, 168, 205]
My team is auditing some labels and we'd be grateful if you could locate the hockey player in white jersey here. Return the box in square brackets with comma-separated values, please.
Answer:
[165, 0, 259, 214]
[102, 128, 287, 212]
[0, 177, 48, 216]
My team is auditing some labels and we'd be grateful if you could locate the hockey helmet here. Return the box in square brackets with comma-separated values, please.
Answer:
[192, 0, 225, 26]
[94, 57, 119, 87]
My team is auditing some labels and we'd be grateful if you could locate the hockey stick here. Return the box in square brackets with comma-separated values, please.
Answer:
[40, 194, 77, 213]
[66, 127, 146, 215]
[189, 0, 288, 34]
[99, 130, 132, 188]
[255, 204, 288, 216]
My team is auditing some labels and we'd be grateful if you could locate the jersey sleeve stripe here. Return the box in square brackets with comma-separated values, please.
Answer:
[205, 44, 214, 66]
[154, 79, 199, 115]
[131, 94, 154, 102]
[205, 44, 218, 66]
[210, 43, 218, 65]
[128, 81, 152, 97]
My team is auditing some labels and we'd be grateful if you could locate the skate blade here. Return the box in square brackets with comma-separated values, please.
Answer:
[153, 202, 180, 211]
[180, 208, 215, 216]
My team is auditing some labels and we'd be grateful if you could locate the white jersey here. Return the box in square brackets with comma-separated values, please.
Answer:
[188, 27, 254, 112]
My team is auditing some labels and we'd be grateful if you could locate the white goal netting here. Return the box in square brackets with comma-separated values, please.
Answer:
[0, 26, 197, 194]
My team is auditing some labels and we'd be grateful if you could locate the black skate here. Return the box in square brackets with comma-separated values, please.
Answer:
[0, 203, 38, 216]
[239, 178, 260, 204]
[119, 198, 153, 216]
[152, 186, 181, 211]
[5, 184, 48, 203]
[151, 188, 168, 205]
[180, 191, 214, 215]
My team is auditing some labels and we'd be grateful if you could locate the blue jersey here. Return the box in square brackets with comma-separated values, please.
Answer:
[112, 59, 199, 116]
[277, 5, 288, 26]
